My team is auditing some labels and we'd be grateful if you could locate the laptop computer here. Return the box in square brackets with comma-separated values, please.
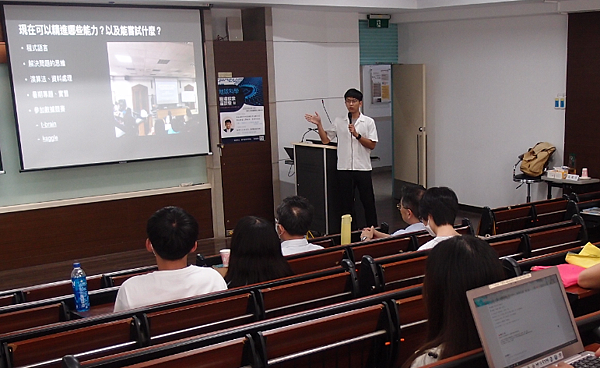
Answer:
[467, 267, 597, 368]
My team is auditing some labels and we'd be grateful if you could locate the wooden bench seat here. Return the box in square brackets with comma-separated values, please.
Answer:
[479, 198, 572, 236]
[259, 271, 358, 319]
[255, 304, 394, 368]
[116, 338, 253, 368]
[145, 293, 258, 345]
[358, 251, 429, 296]
[60, 286, 425, 367]
[0, 302, 68, 336]
[2, 317, 142, 368]
[351, 236, 413, 262]
[487, 237, 523, 258]
[0, 294, 17, 308]
[21, 275, 103, 303]
[524, 224, 586, 257]
[286, 248, 349, 275]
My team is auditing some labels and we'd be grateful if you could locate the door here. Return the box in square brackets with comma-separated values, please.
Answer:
[392, 64, 427, 197]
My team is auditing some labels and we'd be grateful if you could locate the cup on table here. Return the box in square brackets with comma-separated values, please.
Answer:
[220, 248, 231, 267]
[582, 168, 589, 178]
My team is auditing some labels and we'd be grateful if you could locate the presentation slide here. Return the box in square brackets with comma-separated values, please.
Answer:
[3, 5, 210, 170]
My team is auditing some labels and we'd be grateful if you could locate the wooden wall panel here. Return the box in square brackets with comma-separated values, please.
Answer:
[0, 189, 213, 271]
[1, 7, 5, 64]
[214, 40, 274, 233]
[565, 12, 600, 177]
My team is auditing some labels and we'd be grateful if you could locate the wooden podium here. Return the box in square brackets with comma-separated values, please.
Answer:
[293, 142, 342, 235]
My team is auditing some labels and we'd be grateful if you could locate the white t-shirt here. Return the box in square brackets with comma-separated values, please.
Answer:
[113, 265, 227, 312]
[281, 238, 324, 256]
[324, 113, 378, 171]
[418, 235, 455, 251]
[391, 222, 426, 237]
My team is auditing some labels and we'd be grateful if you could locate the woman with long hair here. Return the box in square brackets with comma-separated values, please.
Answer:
[225, 216, 294, 288]
[403, 235, 505, 367]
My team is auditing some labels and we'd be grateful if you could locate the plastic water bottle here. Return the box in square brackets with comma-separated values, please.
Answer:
[340, 214, 352, 245]
[71, 262, 90, 312]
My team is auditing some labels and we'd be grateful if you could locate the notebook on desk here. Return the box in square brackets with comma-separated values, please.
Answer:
[467, 267, 597, 368]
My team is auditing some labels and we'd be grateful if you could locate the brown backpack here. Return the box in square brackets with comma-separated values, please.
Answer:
[520, 142, 556, 177]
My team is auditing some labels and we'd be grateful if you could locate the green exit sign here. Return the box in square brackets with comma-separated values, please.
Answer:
[368, 18, 389, 28]
[367, 14, 391, 28]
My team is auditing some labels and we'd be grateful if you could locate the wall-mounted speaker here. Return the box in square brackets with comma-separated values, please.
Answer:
[226, 17, 243, 42]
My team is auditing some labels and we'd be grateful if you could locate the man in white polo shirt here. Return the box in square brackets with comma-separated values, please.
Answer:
[304, 88, 379, 227]
[277, 196, 323, 256]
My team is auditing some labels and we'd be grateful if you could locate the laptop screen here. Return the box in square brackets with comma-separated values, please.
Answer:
[469, 270, 579, 368]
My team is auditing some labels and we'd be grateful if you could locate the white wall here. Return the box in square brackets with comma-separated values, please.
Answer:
[397, 14, 567, 207]
[361, 64, 393, 168]
[271, 8, 361, 198]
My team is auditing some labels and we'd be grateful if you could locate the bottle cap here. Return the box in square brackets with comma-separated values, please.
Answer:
[73, 262, 81, 268]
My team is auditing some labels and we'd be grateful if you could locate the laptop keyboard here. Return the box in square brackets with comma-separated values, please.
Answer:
[573, 356, 600, 368]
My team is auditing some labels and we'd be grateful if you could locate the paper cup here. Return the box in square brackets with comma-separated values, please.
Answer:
[582, 168, 589, 178]
[220, 249, 231, 267]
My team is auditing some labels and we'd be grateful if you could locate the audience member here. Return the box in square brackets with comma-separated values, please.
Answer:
[153, 118, 166, 135]
[225, 216, 294, 288]
[114, 207, 227, 312]
[276, 196, 323, 256]
[578, 262, 600, 289]
[417, 186, 460, 250]
[402, 235, 505, 368]
[361, 185, 426, 241]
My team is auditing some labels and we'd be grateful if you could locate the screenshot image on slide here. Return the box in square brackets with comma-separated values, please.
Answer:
[3, 5, 210, 170]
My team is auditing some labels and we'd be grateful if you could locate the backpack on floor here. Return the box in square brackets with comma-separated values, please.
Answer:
[520, 142, 556, 177]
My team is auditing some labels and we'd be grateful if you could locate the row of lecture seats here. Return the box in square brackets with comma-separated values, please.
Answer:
[478, 197, 579, 236]
[482, 215, 587, 259]
[2, 216, 592, 367]
[568, 190, 600, 203]
[0, 217, 584, 331]
[58, 286, 427, 368]
[0, 266, 159, 308]
[197, 219, 474, 269]
[0, 283, 425, 368]
[0, 216, 590, 367]
[311, 222, 390, 247]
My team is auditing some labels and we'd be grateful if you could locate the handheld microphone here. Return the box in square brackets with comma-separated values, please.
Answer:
[321, 99, 333, 124]
[348, 112, 353, 125]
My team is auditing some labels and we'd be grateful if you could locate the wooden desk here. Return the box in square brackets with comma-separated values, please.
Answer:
[543, 176, 600, 199]
[70, 303, 115, 319]
[566, 285, 599, 300]
[586, 343, 600, 352]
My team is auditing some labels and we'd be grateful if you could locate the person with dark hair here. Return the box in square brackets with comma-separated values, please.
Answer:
[276, 196, 323, 256]
[225, 216, 294, 288]
[223, 119, 234, 132]
[361, 186, 426, 240]
[304, 88, 379, 227]
[113, 207, 227, 312]
[417, 186, 460, 251]
[402, 235, 505, 368]
[183, 108, 200, 133]
[153, 118, 166, 135]
[169, 116, 184, 134]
